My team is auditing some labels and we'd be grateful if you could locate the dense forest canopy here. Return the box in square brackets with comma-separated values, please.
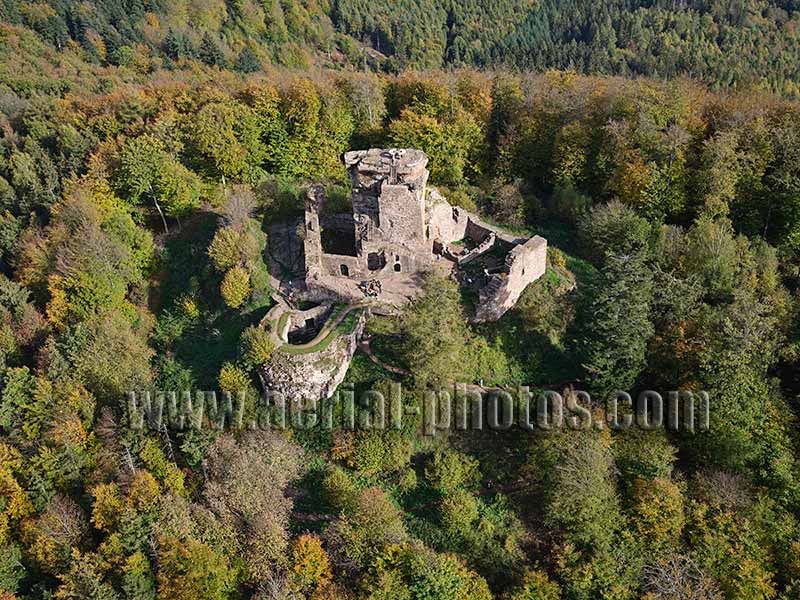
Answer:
[0, 1, 799, 599]
[2, 0, 800, 94]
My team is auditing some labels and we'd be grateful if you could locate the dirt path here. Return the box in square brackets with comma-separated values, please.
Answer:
[358, 336, 411, 376]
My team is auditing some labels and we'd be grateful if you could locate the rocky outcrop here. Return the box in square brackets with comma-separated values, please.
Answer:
[257, 310, 367, 403]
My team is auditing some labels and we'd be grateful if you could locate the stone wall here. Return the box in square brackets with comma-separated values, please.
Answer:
[345, 149, 429, 253]
[459, 232, 497, 265]
[305, 275, 365, 304]
[376, 182, 428, 247]
[288, 304, 334, 337]
[258, 310, 367, 403]
[300, 150, 548, 322]
[426, 190, 469, 244]
[303, 185, 325, 280]
[321, 213, 357, 232]
[426, 189, 520, 249]
[320, 253, 366, 279]
[474, 235, 547, 322]
[465, 218, 495, 244]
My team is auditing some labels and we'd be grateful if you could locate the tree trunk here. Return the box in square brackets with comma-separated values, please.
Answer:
[153, 196, 169, 234]
[149, 183, 169, 234]
[764, 201, 773, 237]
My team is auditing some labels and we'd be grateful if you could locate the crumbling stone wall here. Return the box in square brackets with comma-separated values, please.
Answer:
[303, 185, 325, 280]
[320, 254, 366, 279]
[304, 149, 437, 288]
[301, 149, 547, 320]
[427, 190, 469, 243]
[475, 236, 547, 322]
[345, 149, 431, 273]
[288, 304, 334, 337]
[269, 148, 553, 405]
[459, 233, 497, 266]
[372, 182, 428, 247]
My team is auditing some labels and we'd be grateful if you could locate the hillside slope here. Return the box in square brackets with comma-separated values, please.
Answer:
[1, 0, 800, 95]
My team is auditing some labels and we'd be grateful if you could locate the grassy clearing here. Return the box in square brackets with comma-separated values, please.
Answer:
[276, 311, 290, 335]
[279, 308, 361, 355]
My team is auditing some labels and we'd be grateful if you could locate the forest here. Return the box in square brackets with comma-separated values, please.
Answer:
[3, 0, 800, 95]
[0, 1, 799, 600]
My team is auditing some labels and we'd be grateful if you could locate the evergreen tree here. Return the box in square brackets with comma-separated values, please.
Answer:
[163, 28, 181, 60]
[582, 249, 654, 397]
[199, 33, 225, 68]
[234, 46, 261, 73]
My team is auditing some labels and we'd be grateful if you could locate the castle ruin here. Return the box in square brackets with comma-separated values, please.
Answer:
[301, 148, 547, 320]
[259, 148, 547, 402]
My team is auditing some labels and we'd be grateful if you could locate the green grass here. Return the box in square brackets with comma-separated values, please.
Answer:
[279, 309, 361, 355]
[155, 210, 276, 388]
[328, 304, 346, 321]
[370, 334, 408, 371]
[277, 311, 290, 335]
[476, 214, 538, 238]
[344, 352, 400, 389]
[462, 218, 598, 388]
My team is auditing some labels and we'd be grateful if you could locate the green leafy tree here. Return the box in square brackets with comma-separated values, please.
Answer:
[684, 217, 740, 302]
[220, 267, 251, 309]
[0, 543, 25, 595]
[238, 326, 274, 368]
[117, 135, 201, 233]
[121, 551, 156, 600]
[207, 228, 242, 272]
[532, 426, 621, 552]
[579, 200, 652, 264]
[362, 541, 492, 600]
[188, 101, 264, 183]
[327, 487, 407, 568]
[54, 550, 119, 600]
[401, 275, 473, 388]
[506, 569, 562, 600]
[389, 107, 481, 185]
[157, 536, 233, 600]
[425, 450, 481, 495]
[204, 432, 302, 584]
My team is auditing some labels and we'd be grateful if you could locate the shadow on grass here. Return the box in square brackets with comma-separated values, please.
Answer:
[170, 307, 272, 390]
[155, 209, 274, 389]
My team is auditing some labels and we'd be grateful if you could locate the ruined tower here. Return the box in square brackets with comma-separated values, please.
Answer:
[343, 148, 431, 274]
